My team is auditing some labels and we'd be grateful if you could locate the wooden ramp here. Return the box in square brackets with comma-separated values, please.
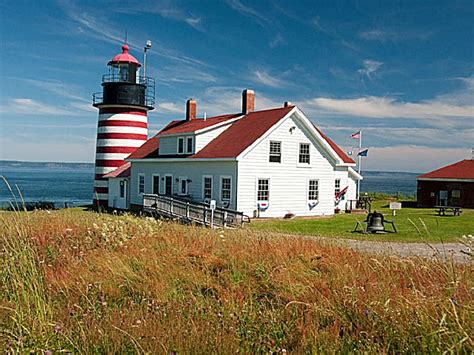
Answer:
[143, 194, 250, 228]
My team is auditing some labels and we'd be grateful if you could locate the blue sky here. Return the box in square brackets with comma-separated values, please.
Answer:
[0, 0, 473, 172]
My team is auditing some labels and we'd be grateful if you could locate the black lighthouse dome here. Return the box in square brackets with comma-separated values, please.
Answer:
[93, 44, 155, 110]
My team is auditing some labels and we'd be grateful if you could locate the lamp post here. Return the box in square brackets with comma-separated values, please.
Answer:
[143, 40, 152, 79]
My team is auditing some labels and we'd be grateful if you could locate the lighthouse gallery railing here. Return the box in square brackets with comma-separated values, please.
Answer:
[142, 194, 250, 228]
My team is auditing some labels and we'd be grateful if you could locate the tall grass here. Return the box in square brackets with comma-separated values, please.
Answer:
[0, 208, 472, 353]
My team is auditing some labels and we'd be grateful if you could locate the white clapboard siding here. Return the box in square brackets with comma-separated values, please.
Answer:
[237, 114, 335, 217]
[129, 160, 237, 208]
[334, 167, 356, 209]
[158, 136, 180, 155]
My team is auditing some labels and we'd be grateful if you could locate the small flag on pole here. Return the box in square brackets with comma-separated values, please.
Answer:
[358, 148, 368, 156]
[335, 186, 349, 203]
[351, 131, 361, 139]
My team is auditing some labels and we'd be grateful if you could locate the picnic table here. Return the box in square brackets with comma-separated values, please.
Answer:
[435, 206, 462, 216]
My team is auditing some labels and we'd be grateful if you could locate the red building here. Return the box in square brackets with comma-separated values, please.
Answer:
[417, 159, 474, 208]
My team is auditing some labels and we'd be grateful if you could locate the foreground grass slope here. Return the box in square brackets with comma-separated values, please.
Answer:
[1, 209, 472, 353]
[250, 200, 474, 242]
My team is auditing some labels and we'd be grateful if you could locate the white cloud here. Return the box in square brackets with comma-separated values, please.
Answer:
[269, 33, 285, 48]
[226, 0, 271, 28]
[359, 145, 470, 172]
[18, 78, 88, 102]
[58, 1, 209, 68]
[1, 99, 74, 116]
[0, 98, 95, 117]
[156, 64, 218, 84]
[158, 102, 183, 114]
[358, 60, 383, 80]
[254, 70, 285, 88]
[304, 95, 474, 120]
[196, 87, 281, 116]
[112, 1, 203, 31]
[358, 29, 433, 42]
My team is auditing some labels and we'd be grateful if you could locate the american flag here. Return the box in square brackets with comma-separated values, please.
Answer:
[351, 131, 361, 139]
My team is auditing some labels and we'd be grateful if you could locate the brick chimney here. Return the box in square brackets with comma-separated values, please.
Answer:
[186, 98, 196, 121]
[242, 89, 255, 114]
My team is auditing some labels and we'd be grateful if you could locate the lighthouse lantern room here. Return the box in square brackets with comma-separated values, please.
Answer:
[92, 44, 155, 208]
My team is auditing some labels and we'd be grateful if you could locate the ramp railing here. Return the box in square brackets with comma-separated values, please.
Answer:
[143, 194, 250, 228]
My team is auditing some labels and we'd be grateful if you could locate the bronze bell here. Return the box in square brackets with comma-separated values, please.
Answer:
[367, 211, 385, 233]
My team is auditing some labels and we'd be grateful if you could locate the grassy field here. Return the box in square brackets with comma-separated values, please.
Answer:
[249, 200, 474, 243]
[0, 208, 473, 353]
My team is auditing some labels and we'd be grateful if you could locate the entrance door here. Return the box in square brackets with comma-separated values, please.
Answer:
[165, 176, 173, 195]
[438, 190, 448, 206]
[117, 179, 127, 209]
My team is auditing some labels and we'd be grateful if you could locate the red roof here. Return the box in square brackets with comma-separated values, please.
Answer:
[128, 136, 160, 159]
[108, 44, 141, 67]
[313, 125, 355, 164]
[103, 162, 131, 178]
[417, 159, 474, 180]
[193, 106, 294, 158]
[159, 114, 240, 135]
[128, 105, 354, 164]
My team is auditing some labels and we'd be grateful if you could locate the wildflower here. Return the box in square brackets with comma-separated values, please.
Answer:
[450, 297, 458, 306]
[364, 309, 369, 317]
[54, 324, 61, 333]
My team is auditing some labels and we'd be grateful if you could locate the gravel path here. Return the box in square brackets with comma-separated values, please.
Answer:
[278, 234, 472, 264]
[333, 239, 471, 264]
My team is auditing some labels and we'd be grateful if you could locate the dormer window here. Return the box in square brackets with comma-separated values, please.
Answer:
[186, 137, 193, 154]
[177, 137, 184, 154]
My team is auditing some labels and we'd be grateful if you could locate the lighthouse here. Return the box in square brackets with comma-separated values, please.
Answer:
[92, 44, 155, 207]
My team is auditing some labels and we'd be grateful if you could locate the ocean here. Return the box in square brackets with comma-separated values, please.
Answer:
[0, 161, 419, 208]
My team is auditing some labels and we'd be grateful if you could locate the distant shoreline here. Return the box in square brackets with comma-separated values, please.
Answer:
[0, 160, 420, 175]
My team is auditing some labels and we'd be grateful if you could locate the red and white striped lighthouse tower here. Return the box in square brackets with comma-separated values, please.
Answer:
[92, 44, 155, 207]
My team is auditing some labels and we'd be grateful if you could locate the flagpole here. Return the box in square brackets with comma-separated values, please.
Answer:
[357, 130, 362, 200]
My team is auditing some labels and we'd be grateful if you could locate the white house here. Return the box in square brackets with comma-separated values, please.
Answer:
[104, 90, 362, 217]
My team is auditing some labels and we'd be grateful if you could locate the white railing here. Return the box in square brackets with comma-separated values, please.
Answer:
[143, 194, 250, 228]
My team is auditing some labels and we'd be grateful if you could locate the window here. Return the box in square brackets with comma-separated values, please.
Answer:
[308, 179, 319, 201]
[165, 175, 173, 195]
[335, 179, 341, 195]
[177, 137, 184, 154]
[186, 137, 193, 154]
[220, 177, 231, 201]
[203, 176, 212, 199]
[152, 175, 160, 195]
[138, 174, 145, 194]
[299, 143, 310, 164]
[452, 189, 461, 198]
[120, 180, 125, 198]
[179, 178, 188, 195]
[257, 179, 269, 201]
[269, 141, 282, 163]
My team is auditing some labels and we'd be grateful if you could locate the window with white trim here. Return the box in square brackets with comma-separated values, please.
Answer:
[152, 175, 160, 195]
[269, 141, 281, 163]
[186, 137, 193, 154]
[203, 176, 212, 199]
[177, 137, 184, 154]
[308, 179, 319, 201]
[299, 143, 310, 164]
[179, 178, 188, 196]
[335, 179, 341, 195]
[120, 180, 125, 198]
[220, 177, 231, 201]
[257, 179, 269, 201]
[138, 174, 145, 194]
